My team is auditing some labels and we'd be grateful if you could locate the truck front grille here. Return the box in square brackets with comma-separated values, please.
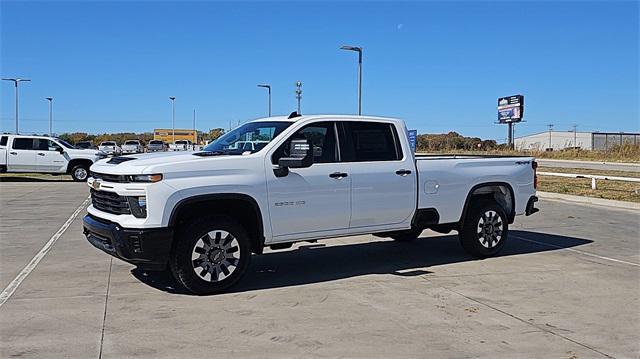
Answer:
[91, 189, 131, 215]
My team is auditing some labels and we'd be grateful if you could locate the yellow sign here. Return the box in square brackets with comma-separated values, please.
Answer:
[153, 129, 197, 143]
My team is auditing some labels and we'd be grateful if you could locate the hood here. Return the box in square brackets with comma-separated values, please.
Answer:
[90, 151, 234, 175]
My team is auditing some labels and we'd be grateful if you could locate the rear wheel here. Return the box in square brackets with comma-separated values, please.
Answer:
[459, 199, 508, 258]
[70, 164, 89, 182]
[170, 216, 251, 295]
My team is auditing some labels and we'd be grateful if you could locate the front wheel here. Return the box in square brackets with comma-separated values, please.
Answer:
[170, 216, 251, 295]
[459, 199, 508, 258]
[70, 164, 89, 182]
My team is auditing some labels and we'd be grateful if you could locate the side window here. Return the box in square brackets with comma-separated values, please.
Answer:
[341, 122, 402, 162]
[47, 140, 62, 151]
[0, 136, 7, 146]
[12, 138, 35, 150]
[272, 122, 338, 164]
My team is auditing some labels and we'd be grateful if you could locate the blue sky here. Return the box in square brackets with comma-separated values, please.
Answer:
[1, 1, 638, 141]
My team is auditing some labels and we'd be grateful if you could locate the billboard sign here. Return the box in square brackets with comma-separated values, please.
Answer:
[497, 95, 524, 123]
[407, 129, 417, 153]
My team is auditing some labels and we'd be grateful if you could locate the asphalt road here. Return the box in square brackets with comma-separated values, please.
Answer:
[536, 159, 640, 173]
[0, 180, 638, 358]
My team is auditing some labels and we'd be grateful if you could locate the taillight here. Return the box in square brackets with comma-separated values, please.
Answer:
[532, 160, 538, 189]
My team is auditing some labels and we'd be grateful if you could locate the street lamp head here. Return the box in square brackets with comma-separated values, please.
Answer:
[46, 97, 53, 101]
[257, 84, 271, 89]
[340, 45, 361, 52]
[169, 96, 176, 101]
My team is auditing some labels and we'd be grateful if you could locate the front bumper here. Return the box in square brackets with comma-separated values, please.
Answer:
[83, 214, 173, 271]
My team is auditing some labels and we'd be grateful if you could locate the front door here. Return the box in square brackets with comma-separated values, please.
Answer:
[266, 121, 351, 239]
[7, 137, 37, 171]
[35, 139, 67, 172]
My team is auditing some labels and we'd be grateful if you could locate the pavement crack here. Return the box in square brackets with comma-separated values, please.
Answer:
[98, 257, 113, 359]
[441, 285, 615, 359]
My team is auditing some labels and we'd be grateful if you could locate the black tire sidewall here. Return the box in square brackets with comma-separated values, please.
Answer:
[460, 200, 508, 258]
[71, 164, 89, 182]
[170, 216, 251, 295]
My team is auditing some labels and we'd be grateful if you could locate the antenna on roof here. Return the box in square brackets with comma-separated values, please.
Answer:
[288, 111, 301, 119]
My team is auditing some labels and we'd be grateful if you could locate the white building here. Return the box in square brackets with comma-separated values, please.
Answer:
[515, 131, 639, 151]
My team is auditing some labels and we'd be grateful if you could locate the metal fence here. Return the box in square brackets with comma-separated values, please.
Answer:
[592, 132, 639, 151]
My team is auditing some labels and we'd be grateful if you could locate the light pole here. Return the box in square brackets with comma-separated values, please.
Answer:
[169, 97, 176, 143]
[340, 45, 362, 115]
[46, 97, 53, 136]
[547, 124, 554, 150]
[295, 81, 302, 114]
[257, 84, 272, 117]
[2, 78, 31, 134]
[193, 109, 197, 145]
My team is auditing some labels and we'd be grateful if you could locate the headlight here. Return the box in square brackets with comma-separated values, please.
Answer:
[127, 196, 147, 218]
[129, 174, 163, 183]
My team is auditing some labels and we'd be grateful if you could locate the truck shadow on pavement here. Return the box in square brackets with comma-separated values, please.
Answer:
[0, 176, 73, 182]
[132, 230, 592, 295]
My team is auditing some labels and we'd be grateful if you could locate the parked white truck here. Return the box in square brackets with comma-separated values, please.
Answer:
[83, 115, 539, 294]
[121, 140, 144, 154]
[169, 140, 193, 151]
[0, 134, 106, 181]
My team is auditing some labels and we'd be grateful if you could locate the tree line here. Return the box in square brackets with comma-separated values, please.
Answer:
[58, 128, 226, 145]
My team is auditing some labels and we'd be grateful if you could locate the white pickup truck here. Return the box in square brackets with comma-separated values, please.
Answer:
[0, 134, 106, 181]
[83, 115, 539, 294]
[121, 140, 144, 154]
[169, 140, 193, 152]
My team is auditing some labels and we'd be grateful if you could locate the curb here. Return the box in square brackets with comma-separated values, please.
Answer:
[537, 191, 640, 211]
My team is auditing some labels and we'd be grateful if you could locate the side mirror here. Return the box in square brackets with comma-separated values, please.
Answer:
[57, 147, 65, 154]
[275, 139, 313, 177]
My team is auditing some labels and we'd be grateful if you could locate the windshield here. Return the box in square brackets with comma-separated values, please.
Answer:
[203, 121, 292, 155]
[57, 139, 75, 149]
[125, 141, 139, 145]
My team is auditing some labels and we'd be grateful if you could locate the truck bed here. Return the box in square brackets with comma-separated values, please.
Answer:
[415, 154, 536, 224]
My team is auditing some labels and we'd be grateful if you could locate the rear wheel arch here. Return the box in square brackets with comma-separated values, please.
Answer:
[169, 194, 265, 254]
[460, 182, 515, 225]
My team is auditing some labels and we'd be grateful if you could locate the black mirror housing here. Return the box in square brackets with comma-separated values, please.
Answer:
[277, 139, 313, 169]
[57, 147, 65, 154]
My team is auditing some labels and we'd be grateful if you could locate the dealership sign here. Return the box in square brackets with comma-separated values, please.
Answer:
[497, 95, 524, 123]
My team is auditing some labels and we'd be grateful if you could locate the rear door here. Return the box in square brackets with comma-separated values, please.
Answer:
[35, 139, 68, 172]
[8, 137, 37, 171]
[341, 121, 417, 230]
[266, 121, 351, 239]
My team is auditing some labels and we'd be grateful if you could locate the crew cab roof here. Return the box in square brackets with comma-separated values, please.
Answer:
[250, 114, 401, 123]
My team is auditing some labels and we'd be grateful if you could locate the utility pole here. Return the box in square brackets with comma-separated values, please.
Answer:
[572, 124, 578, 149]
[169, 97, 176, 143]
[46, 97, 53, 136]
[2, 78, 31, 134]
[295, 81, 302, 114]
[193, 109, 197, 145]
[547, 124, 554, 150]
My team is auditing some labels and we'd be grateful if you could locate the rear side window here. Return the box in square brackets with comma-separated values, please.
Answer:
[341, 122, 402, 162]
[0, 136, 7, 146]
[12, 138, 35, 150]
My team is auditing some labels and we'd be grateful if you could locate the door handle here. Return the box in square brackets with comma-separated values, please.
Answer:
[38, 153, 46, 156]
[329, 172, 348, 179]
[9, 152, 17, 155]
[395, 169, 412, 176]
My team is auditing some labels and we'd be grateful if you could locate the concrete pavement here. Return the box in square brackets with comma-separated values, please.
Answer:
[0, 180, 638, 358]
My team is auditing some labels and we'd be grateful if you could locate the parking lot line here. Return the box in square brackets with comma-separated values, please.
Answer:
[0, 196, 90, 308]
[512, 234, 640, 267]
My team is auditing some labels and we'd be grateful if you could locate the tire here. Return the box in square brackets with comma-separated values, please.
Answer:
[391, 228, 423, 242]
[459, 199, 508, 258]
[169, 216, 251, 295]
[70, 164, 89, 182]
